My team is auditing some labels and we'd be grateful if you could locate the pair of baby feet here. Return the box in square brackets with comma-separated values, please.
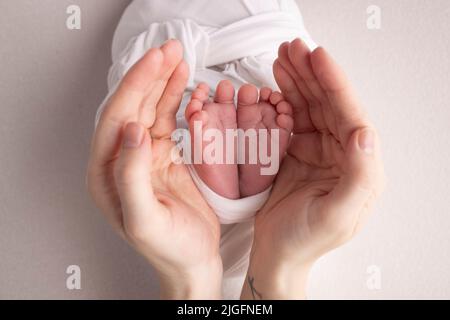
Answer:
[185, 80, 294, 199]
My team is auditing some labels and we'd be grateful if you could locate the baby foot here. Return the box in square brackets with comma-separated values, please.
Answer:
[237, 85, 294, 197]
[185, 80, 240, 199]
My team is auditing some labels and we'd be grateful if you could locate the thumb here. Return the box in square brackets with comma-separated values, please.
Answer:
[323, 127, 385, 233]
[114, 122, 164, 238]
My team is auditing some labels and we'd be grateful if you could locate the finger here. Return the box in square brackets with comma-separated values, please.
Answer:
[90, 48, 164, 169]
[102, 48, 165, 124]
[288, 39, 337, 135]
[273, 58, 314, 134]
[114, 123, 166, 237]
[320, 127, 385, 236]
[87, 47, 168, 235]
[143, 40, 184, 129]
[101, 40, 183, 133]
[278, 41, 327, 132]
[90, 40, 184, 168]
[150, 60, 189, 139]
[310, 47, 368, 146]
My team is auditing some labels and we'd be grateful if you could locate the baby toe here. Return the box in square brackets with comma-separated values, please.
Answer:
[214, 80, 235, 104]
[192, 83, 210, 102]
[269, 91, 285, 106]
[197, 82, 209, 92]
[238, 84, 259, 106]
[276, 101, 294, 116]
[185, 99, 204, 122]
[276, 114, 294, 132]
[259, 87, 272, 102]
[189, 110, 209, 128]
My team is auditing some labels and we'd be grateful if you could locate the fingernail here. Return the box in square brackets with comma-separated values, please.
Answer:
[358, 129, 375, 155]
[123, 123, 144, 149]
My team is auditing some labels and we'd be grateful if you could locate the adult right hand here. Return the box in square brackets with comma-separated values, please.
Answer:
[87, 40, 222, 299]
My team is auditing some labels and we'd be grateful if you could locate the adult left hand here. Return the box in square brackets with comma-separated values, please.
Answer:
[242, 39, 385, 299]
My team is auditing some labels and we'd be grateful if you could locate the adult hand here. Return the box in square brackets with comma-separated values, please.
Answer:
[87, 40, 222, 299]
[242, 39, 385, 299]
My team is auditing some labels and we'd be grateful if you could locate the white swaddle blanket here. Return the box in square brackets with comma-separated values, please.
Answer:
[96, 0, 315, 299]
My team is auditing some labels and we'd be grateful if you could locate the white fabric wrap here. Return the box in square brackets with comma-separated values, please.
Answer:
[96, 12, 316, 224]
[95, 0, 316, 299]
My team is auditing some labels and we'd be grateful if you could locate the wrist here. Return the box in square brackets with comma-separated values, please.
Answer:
[158, 258, 223, 300]
[241, 249, 313, 300]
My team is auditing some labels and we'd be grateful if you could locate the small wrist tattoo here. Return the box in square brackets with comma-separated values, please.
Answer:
[248, 276, 263, 300]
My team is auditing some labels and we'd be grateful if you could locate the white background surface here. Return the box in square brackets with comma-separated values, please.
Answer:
[0, 0, 449, 299]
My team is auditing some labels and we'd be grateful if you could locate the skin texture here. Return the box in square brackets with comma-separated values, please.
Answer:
[241, 39, 385, 300]
[87, 37, 385, 300]
[185, 81, 294, 199]
[185, 80, 240, 200]
[87, 40, 222, 299]
[236, 84, 294, 197]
